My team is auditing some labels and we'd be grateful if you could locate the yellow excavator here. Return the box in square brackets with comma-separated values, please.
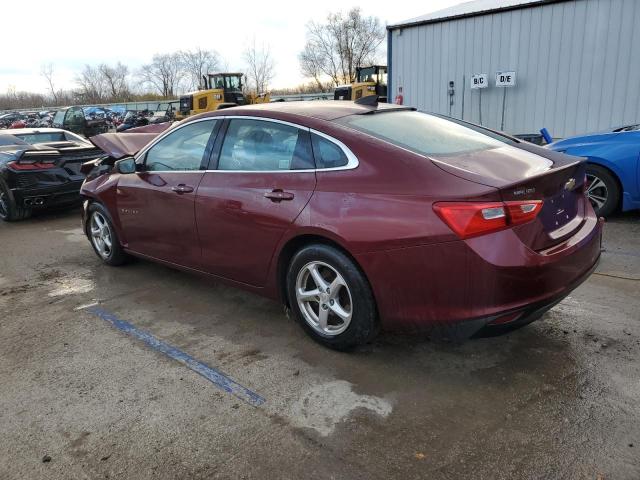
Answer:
[334, 65, 388, 103]
[175, 73, 270, 120]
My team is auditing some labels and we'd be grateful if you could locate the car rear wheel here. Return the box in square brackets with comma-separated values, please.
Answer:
[287, 244, 379, 350]
[0, 181, 31, 222]
[87, 203, 128, 266]
[586, 164, 620, 217]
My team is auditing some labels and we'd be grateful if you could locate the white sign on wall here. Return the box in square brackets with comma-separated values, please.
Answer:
[496, 71, 516, 87]
[470, 74, 489, 89]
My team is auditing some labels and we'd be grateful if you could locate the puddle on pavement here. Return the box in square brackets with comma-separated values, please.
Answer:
[287, 380, 392, 436]
[43, 267, 95, 298]
[47, 277, 95, 297]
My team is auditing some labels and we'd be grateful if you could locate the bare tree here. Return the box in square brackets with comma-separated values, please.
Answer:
[299, 8, 385, 87]
[75, 64, 106, 103]
[99, 62, 130, 100]
[299, 49, 326, 91]
[0, 88, 46, 110]
[180, 47, 219, 90]
[40, 63, 59, 104]
[243, 40, 275, 95]
[139, 53, 184, 97]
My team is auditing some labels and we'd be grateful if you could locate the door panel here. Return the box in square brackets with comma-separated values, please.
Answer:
[115, 118, 219, 268]
[117, 171, 204, 268]
[195, 171, 316, 285]
[195, 117, 317, 286]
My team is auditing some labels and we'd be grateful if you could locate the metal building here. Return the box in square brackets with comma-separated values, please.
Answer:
[387, 0, 640, 138]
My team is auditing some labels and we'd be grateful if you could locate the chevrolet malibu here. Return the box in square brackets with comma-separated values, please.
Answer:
[80, 101, 603, 350]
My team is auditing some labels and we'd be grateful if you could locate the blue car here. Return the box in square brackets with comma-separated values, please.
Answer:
[547, 125, 640, 217]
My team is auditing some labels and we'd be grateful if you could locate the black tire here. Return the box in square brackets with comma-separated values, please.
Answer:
[286, 244, 379, 350]
[86, 202, 129, 266]
[586, 164, 620, 217]
[0, 180, 31, 222]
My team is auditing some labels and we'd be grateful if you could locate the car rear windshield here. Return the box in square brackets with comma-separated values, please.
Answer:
[14, 132, 66, 143]
[0, 134, 28, 146]
[336, 110, 507, 156]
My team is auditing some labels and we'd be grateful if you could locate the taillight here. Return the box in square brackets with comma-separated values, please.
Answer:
[7, 161, 56, 171]
[504, 201, 544, 225]
[433, 200, 543, 239]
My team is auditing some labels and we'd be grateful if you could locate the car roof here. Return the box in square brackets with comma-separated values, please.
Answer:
[202, 100, 412, 121]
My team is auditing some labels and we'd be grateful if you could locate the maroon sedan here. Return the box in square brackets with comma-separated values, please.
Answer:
[80, 101, 602, 349]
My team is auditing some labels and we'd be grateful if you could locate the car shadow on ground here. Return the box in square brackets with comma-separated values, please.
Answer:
[0, 204, 82, 227]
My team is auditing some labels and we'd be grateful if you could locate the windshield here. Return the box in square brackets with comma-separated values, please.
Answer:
[225, 75, 242, 90]
[337, 111, 507, 156]
[53, 110, 65, 125]
[210, 75, 242, 90]
[357, 67, 387, 85]
[613, 124, 640, 132]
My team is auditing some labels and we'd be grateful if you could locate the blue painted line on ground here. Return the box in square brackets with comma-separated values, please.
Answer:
[87, 306, 266, 407]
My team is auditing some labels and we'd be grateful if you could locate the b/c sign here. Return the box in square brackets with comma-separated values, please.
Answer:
[470, 74, 488, 89]
[496, 71, 516, 87]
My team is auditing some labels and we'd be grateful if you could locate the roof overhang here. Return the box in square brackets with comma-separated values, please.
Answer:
[387, 0, 570, 30]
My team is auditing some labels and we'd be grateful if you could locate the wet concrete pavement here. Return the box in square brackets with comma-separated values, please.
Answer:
[1, 208, 638, 479]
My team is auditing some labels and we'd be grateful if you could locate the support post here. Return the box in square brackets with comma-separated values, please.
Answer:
[500, 87, 507, 131]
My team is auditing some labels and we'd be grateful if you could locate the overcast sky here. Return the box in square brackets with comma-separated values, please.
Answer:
[1, 0, 464, 94]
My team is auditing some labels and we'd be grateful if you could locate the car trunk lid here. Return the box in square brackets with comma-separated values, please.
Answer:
[430, 144, 588, 250]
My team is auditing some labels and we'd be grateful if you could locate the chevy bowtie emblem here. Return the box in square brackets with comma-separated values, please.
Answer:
[564, 178, 576, 191]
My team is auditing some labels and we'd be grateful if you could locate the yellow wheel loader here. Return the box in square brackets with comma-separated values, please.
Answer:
[175, 73, 271, 120]
[334, 65, 388, 102]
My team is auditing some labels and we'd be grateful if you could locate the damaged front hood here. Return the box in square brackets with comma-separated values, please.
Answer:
[89, 121, 174, 159]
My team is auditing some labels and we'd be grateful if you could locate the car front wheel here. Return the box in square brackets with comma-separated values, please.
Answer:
[286, 244, 379, 350]
[86, 203, 128, 266]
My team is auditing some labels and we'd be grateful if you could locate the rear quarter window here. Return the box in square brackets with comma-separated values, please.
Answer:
[311, 134, 348, 169]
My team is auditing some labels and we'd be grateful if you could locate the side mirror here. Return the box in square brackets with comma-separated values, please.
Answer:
[115, 157, 137, 174]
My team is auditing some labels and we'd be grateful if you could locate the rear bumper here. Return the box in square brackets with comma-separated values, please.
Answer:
[12, 180, 83, 208]
[355, 208, 603, 336]
[432, 256, 599, 341]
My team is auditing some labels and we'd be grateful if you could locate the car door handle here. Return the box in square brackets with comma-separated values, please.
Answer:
[264, 189, 294, 202]
[171, 184, 194, 194]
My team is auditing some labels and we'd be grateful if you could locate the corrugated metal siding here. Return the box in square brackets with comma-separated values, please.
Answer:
[389, 0, 640, 138]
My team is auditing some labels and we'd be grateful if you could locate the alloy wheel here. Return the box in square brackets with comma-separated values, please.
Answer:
[90, 212, 113, 259]
[295, 261, 353, 336]
[586, 173, 608, 212]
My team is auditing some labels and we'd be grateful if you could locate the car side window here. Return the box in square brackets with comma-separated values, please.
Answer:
[311, 133, 349, 169]
[145, 120, 217, 172]
[218, 119, 314, 171]
[66, 108, 85, 127]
